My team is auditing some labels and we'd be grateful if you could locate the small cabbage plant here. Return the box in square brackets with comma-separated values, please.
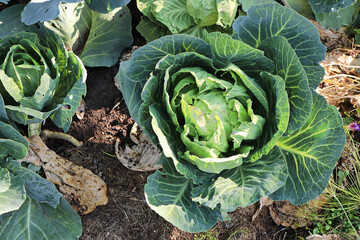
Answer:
[0, 30, 85, 238]
[117, 2, 346, 233]
[0, 95, 82, 239]
[0, 31, 86, 132]
[0, 2, 134, 68]
[136, 0, 238, 42]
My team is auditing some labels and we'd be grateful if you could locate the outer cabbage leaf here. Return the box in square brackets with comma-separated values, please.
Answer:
[145, 155, 228, 233]
[233, 2, 326, 90]
[0, 150, 77, 239]
[0, 121, 29, 160]
[151, 0, 193, 34]
[310, 1, 360, 30]
[0, 5, 28, 39]
[136, 0, 238, 41]
[0, 97, 28, 159]
[308, 0, 357, 13]
[38, 2, 133, 67]
[0, 95, 8, 123]
[187, 0, 237, 28]
[3, 160, 62, 208]
[0, 168, 10, 192]
[50, 53, 87, 131]
[191, 147, 286, 211]
[259, 35, 312, 135]
[21, 0, 82, 25]
[202, 31, 274, 77]
[238, 0, 276, 11]
[84, 0, 130, 13]
[135, 16, 171, 42]
[182, 24, 233, 40]
[0, 170, 26, 215]
[283, 0, 315, 19]
[0, 197, 82, 239]
[233, 3, 325, 134]
[270, 92, 346, 204]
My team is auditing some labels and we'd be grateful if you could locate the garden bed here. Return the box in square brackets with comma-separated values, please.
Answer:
[1, 1, 360, 239]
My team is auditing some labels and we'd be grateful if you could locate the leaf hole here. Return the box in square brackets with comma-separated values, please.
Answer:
[61, 104, 72, 110]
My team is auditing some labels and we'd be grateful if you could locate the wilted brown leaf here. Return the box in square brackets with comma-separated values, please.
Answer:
[22, 135, 108, 214]
[310, 20, 349, 50]
[264, 195, 328, 229]
[307, 234, 347, 240]
[115, 123, 162, 171]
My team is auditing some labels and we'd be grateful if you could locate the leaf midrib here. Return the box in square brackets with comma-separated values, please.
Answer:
[275, 141, 316, 160]
[164, 178, 191, 219]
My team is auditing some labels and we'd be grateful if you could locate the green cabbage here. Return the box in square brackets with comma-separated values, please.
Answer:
[118, 2, 345, 233]
[0, 31, 86, 131]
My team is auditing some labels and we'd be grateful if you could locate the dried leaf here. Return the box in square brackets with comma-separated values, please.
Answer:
[115, 123, 162, 171]
[252, 196, 274, 222]
[318, 48, 360, 108]
[22, 135, 108, 214]
[307, 234, 347, 240]
[268, 200, 308, 228]
[268, 194, 328, 229]
[310, 20, 349, 50]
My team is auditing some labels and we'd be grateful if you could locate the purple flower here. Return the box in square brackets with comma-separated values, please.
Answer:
[348, 122, 360, 131]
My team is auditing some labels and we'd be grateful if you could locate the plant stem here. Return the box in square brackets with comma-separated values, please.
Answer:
[41, 130, 82, 147]
[28, 123, 42, 137]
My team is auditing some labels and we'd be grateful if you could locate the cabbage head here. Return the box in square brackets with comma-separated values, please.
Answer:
[0, 31, 86, 131]
[117, 3, 346, 233]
